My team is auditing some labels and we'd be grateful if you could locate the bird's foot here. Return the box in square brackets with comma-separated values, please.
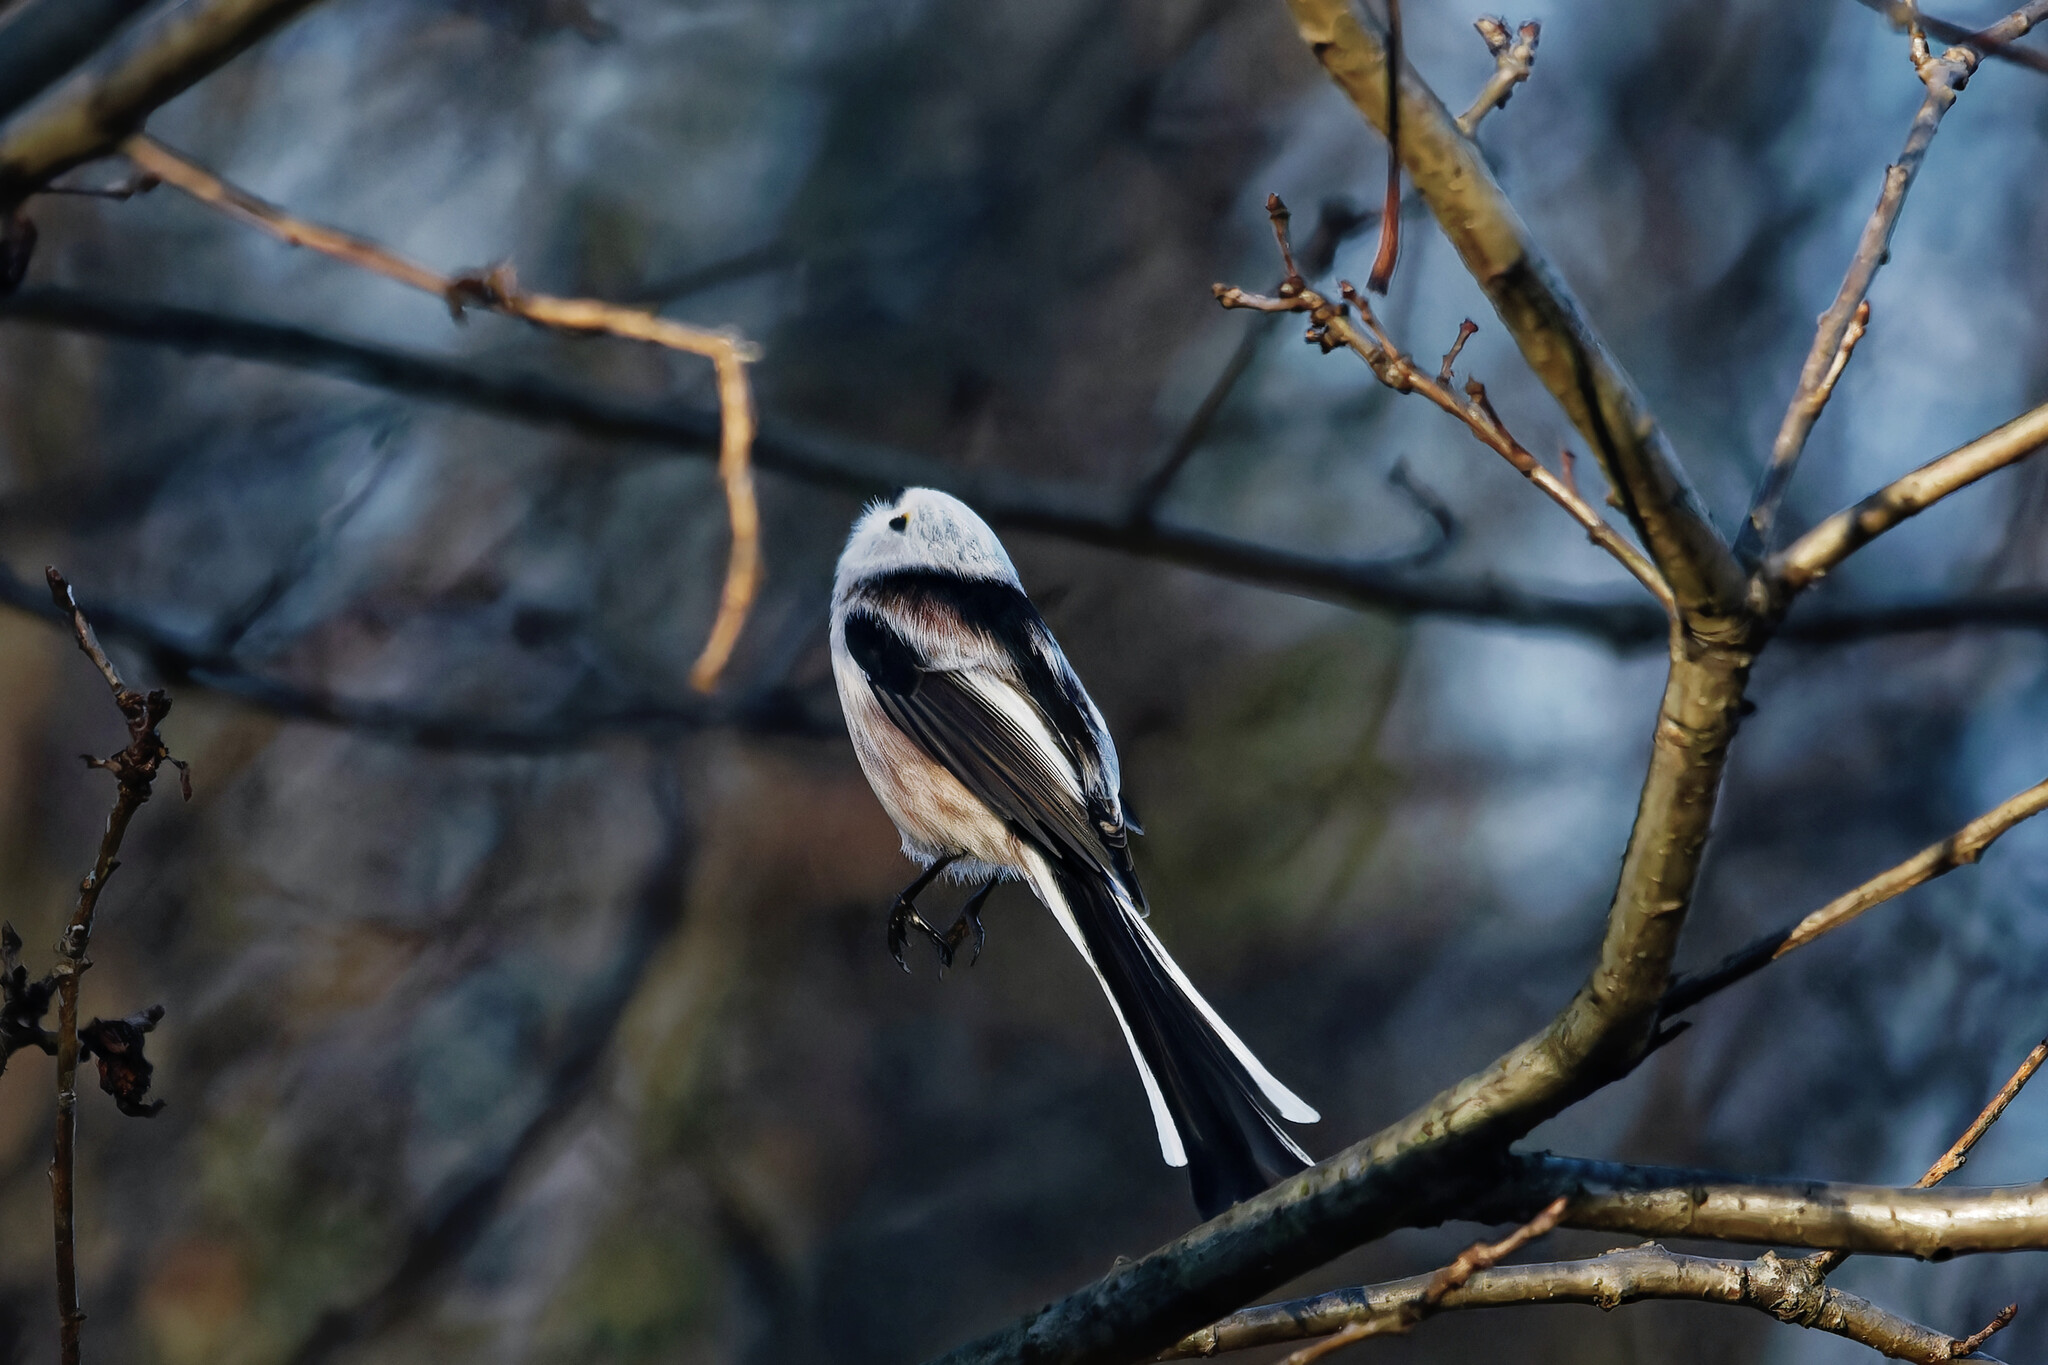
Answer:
[939, 879, 997, 971]
[886, 896, 955, 974]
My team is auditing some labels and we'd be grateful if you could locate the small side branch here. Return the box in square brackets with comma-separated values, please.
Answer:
[44, 567, 187, 1365]
[1457, 18, 1540, 135]
[1215, 200, 1677, 620]
[1768, 399, 2048, 597]
[121, 135, 761, 692]
[1663, 776, 2048, 1015]
[1167, 1246, 2012, 1363]
[1739, 22, 1983, 560]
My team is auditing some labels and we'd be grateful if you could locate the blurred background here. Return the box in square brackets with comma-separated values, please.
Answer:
[0, 0, 2046, 1361]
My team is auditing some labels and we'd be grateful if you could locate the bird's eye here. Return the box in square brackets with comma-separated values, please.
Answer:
[888, 514, 909, 532]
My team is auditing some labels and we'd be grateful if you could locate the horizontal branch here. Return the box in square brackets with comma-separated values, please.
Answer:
[1166, 1246, 2011, 1364]
[1663, 775, 2048, 1016]
[14, 290, 2048, 658]
[1480, 1153, 2048, 1258]
[1771, 399, 2048, 596]
[0, 0, 326, 207]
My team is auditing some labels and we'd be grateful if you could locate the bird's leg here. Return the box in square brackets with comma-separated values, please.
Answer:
[887, 855, 958, 973]
[939, 879, 997, 972]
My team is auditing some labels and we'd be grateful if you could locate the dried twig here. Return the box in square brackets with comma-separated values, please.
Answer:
[120, 135, 762, 692]
[1457, 17, 1540, 135]
[1769, 398, 2048, 596]
[1166, 1245, 2013, 1363]
[1215, 198, 1677, 620]
[1855, 0, 2048, 74]
[1363, 0, 1402, 294]
[1663, 776, 2048, 1016]
[43, 567, 187, 1365]
[1740, 18, 1987, 561]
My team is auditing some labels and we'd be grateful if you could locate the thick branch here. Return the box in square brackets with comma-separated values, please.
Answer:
[1283, 0, 1746, 625]
[1663, 776, 2048, 1016]
[0, 0, 325, 208]
[1479, 1154, 2048, 1258]
[1166, 1247, 2011, 1363]
[1770, 399, 2048, 597]
[1740, 28, 1983, 560]
[0, 0, 156, 124]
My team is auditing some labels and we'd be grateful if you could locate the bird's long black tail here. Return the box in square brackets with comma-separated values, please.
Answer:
[1033, 852, 1317, 1219]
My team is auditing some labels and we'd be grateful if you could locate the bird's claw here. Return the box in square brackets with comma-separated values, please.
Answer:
[887, 897, 951, 974]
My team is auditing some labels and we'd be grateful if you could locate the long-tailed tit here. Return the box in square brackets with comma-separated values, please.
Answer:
[830, 487, 1317, 1217]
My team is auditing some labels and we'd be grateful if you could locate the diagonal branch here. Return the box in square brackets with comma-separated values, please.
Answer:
[1854, 0, 2048, 75]
[0, 0, 327, 209]
[1769, 399, 2048, 597]
[1662, 775, 2048, 1016]
[1740, 25, 1985, 561]
[1165, 1246, 2013, 1364]
[120, 135, 762, 693]
[1282, 0, 1746, 625]
[0, 0, 156, 124]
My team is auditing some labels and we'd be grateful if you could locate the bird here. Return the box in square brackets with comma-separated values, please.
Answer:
[829, 486, 1318, 1218]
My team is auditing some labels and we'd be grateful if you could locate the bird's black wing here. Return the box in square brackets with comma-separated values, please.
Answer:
[842, 605, 1123, 886]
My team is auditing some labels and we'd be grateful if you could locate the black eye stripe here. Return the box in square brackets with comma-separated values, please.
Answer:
[888, 514, 909, 532]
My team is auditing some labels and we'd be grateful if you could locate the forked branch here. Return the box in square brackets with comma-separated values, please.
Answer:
[1214, 197, 1676, 620]
[119, 135, 762, 691]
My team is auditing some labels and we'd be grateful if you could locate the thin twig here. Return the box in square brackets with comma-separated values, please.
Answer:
[119, 134, 761, 692]
[1165, 1245, 2012, 1363]
[1806, 1036, 2048, 1282]
[1662, 776, 2048, 1016]
[1769, 398, 2048, 597]
[43, 567, 187, 1365]
[1457, 18, 1540, 135]
[1854, 0, 2048, 74]
[1215, 201, 1678, 620]
[1364, 0, 1401, 294]
[1739, 20, 1984, 561]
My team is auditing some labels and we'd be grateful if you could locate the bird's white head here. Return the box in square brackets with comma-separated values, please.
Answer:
[833, 487, 1020, 601]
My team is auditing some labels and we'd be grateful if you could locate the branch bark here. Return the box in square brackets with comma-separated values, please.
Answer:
[0, 0, 326, 209]
[1770, 399, 2048, 597]
[0, 0, 156, 124]
[1165, 1246, 2012, 1364]
[1479, 1153, 2048, 1258]
[1663, 775, 2048, 1016]
[1739, 22, 1983, 561]
[1283, 0, 1746, 627]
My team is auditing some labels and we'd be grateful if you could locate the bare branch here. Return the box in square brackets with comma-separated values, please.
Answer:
[1480, 1153, 2048, 1258]
[1166, 1246, 2012, 1364]
[44, 567, 186, 1365]
[0, 0, 327, 209]
[1363, 0, 1401, 295]
[120, 135, 762, 693]
[1770, 399, 2048, 596]
[1854, 0, 2048, 75]
[1739, 23, 1982, 561]
[1282, 0, 1746, 623]
[0, 0, 156, 124]
[1213, 229, 1677, 620]
[1663, 777, 2048, 1016]
[1457, 18, 1540, 135]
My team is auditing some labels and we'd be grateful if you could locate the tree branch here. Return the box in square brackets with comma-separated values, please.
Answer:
[1456, 17, 1540, 136]
[1479, 1153, 2048, 1258]
[43, 567, 186, 1365]
[1740, 22, 1986, 561]
[1165, 1246, 2014, 1363]
[0, 0, 156, 124]
[1854, 0, 2048, 75]
[1282, 0, 1746, 625]
[0, 0, 327, 210]
[1769, 398, 2048, 597]
[121, 135, 762, 692]
[1662, 775, 2048, 1016]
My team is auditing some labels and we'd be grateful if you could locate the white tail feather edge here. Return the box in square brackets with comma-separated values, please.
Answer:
[1019, 848, 1187, 1167]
